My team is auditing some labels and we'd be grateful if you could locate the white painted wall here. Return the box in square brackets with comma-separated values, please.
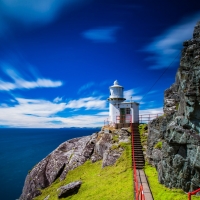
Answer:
[120, 102, 139, 123]
[109, 102, 120, 124]
[109, 102, 139, 124]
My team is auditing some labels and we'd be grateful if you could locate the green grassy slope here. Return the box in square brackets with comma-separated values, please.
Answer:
[34, 142, 133, 200]
[144, 164, 200, 200]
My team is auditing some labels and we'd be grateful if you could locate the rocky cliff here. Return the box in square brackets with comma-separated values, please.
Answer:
[19, 128, 130, 200]
[147, 21, 200, 192]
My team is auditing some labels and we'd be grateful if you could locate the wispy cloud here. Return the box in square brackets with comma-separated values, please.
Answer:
[0, 66, 63, 91]
[0, 96, 107, 128]
[66, 97, 106, 110]
[140, 107, 163, 115]
[96, 111, 109, 116]
[53, 97, 63, 103]
[55, 114, 107, 128]
[77, 82, 94, 94]
[82, 26, 121, 43]
[124, 89, 142, 102]
[145, 12, 200, 69]
[124, 89, 134, 100]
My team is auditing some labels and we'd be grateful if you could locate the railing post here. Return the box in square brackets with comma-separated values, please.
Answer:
[188, 192, 191, 200]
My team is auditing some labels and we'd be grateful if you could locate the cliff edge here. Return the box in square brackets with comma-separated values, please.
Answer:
[147, 21, 200, 192]
[19, 128, 131, 200]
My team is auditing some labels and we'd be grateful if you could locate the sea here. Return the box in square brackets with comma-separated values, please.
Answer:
[0, 128, 100, 200]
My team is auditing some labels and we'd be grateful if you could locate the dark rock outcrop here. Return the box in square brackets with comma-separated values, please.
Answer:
[57, 181, 82, 198]
[20, 129, 130, 200]
[147, 21, 200, 192]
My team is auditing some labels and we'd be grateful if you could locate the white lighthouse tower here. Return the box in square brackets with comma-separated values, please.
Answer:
[108, 80, 139, 128]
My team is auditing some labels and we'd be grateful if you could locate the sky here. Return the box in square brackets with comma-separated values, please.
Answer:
[0, 0, 200, 128]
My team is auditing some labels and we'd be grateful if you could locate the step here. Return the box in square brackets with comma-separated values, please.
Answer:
[135, 163, 145, 166]
[135, 166, 144, 168]
[135, 160, 145, 163]
[134, 150, 143, 152]
[133, 156, 144, 159]
[133, 147, 143, 149]
[135, 164, 144, 167]
[134, 152, 144, 155]
[134, 156, 145, 159]
[133, 151, 144, 154]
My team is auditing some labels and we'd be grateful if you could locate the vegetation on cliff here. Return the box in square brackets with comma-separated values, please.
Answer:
[34, 142, 133, 200]
[144, 163, 200, 200]
[139, 124, 200, 199]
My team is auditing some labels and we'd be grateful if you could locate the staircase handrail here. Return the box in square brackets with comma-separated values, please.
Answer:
[188, 188, 200, 200]
[131, 121, 145, 200]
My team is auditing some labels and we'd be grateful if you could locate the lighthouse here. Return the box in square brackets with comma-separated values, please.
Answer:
[108, 80, 139, 128]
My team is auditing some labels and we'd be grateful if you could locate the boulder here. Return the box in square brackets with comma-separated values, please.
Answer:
[57, 181, 82, 198]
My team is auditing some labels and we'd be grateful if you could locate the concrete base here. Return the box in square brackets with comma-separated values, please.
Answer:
[115, 123, 130, 129]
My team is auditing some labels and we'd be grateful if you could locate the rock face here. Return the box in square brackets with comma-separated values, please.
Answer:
[20, 129, 130, 200]
[147, 21, 200, 192]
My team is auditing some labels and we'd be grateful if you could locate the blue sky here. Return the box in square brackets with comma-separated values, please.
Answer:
[0, 0, 200, 128]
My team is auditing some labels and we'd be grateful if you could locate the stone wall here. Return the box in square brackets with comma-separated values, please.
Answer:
[147, 21, 200, 192]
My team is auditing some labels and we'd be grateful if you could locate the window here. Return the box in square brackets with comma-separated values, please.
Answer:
[126, 108, 130, 114]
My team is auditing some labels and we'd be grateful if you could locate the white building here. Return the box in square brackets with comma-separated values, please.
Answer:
[108, 80, 139, 128]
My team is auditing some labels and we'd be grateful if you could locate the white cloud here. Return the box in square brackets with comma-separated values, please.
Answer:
[0, 66, 63, 91]
[53, 97, 63, 103]
[140, 107, 163, 115]
[55, 114, 106, 128]
[96, 111, 109, 116]
[82, 26, 121, 43]
[0, 98, 66, 127]
[66, 97, 107, 110]
[0, 96, 107, 128]
[124, 89, 142, 102]
[15, 98, 66, 117]
[124, 89, 134, 100]
[145, 12, 200, 69]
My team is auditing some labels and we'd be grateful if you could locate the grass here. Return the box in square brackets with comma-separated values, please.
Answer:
[176, 103, 179, 110]
[34, 142, 133, 200]
[144, 163, 200, 200]
[154, 141, 162, 149]
[138, 124, 200, 200]
[138, 124, 148, 146]
[112, 134, 119, 143]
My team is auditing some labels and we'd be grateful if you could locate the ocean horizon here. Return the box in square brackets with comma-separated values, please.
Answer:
[0, 128, 100, 200]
